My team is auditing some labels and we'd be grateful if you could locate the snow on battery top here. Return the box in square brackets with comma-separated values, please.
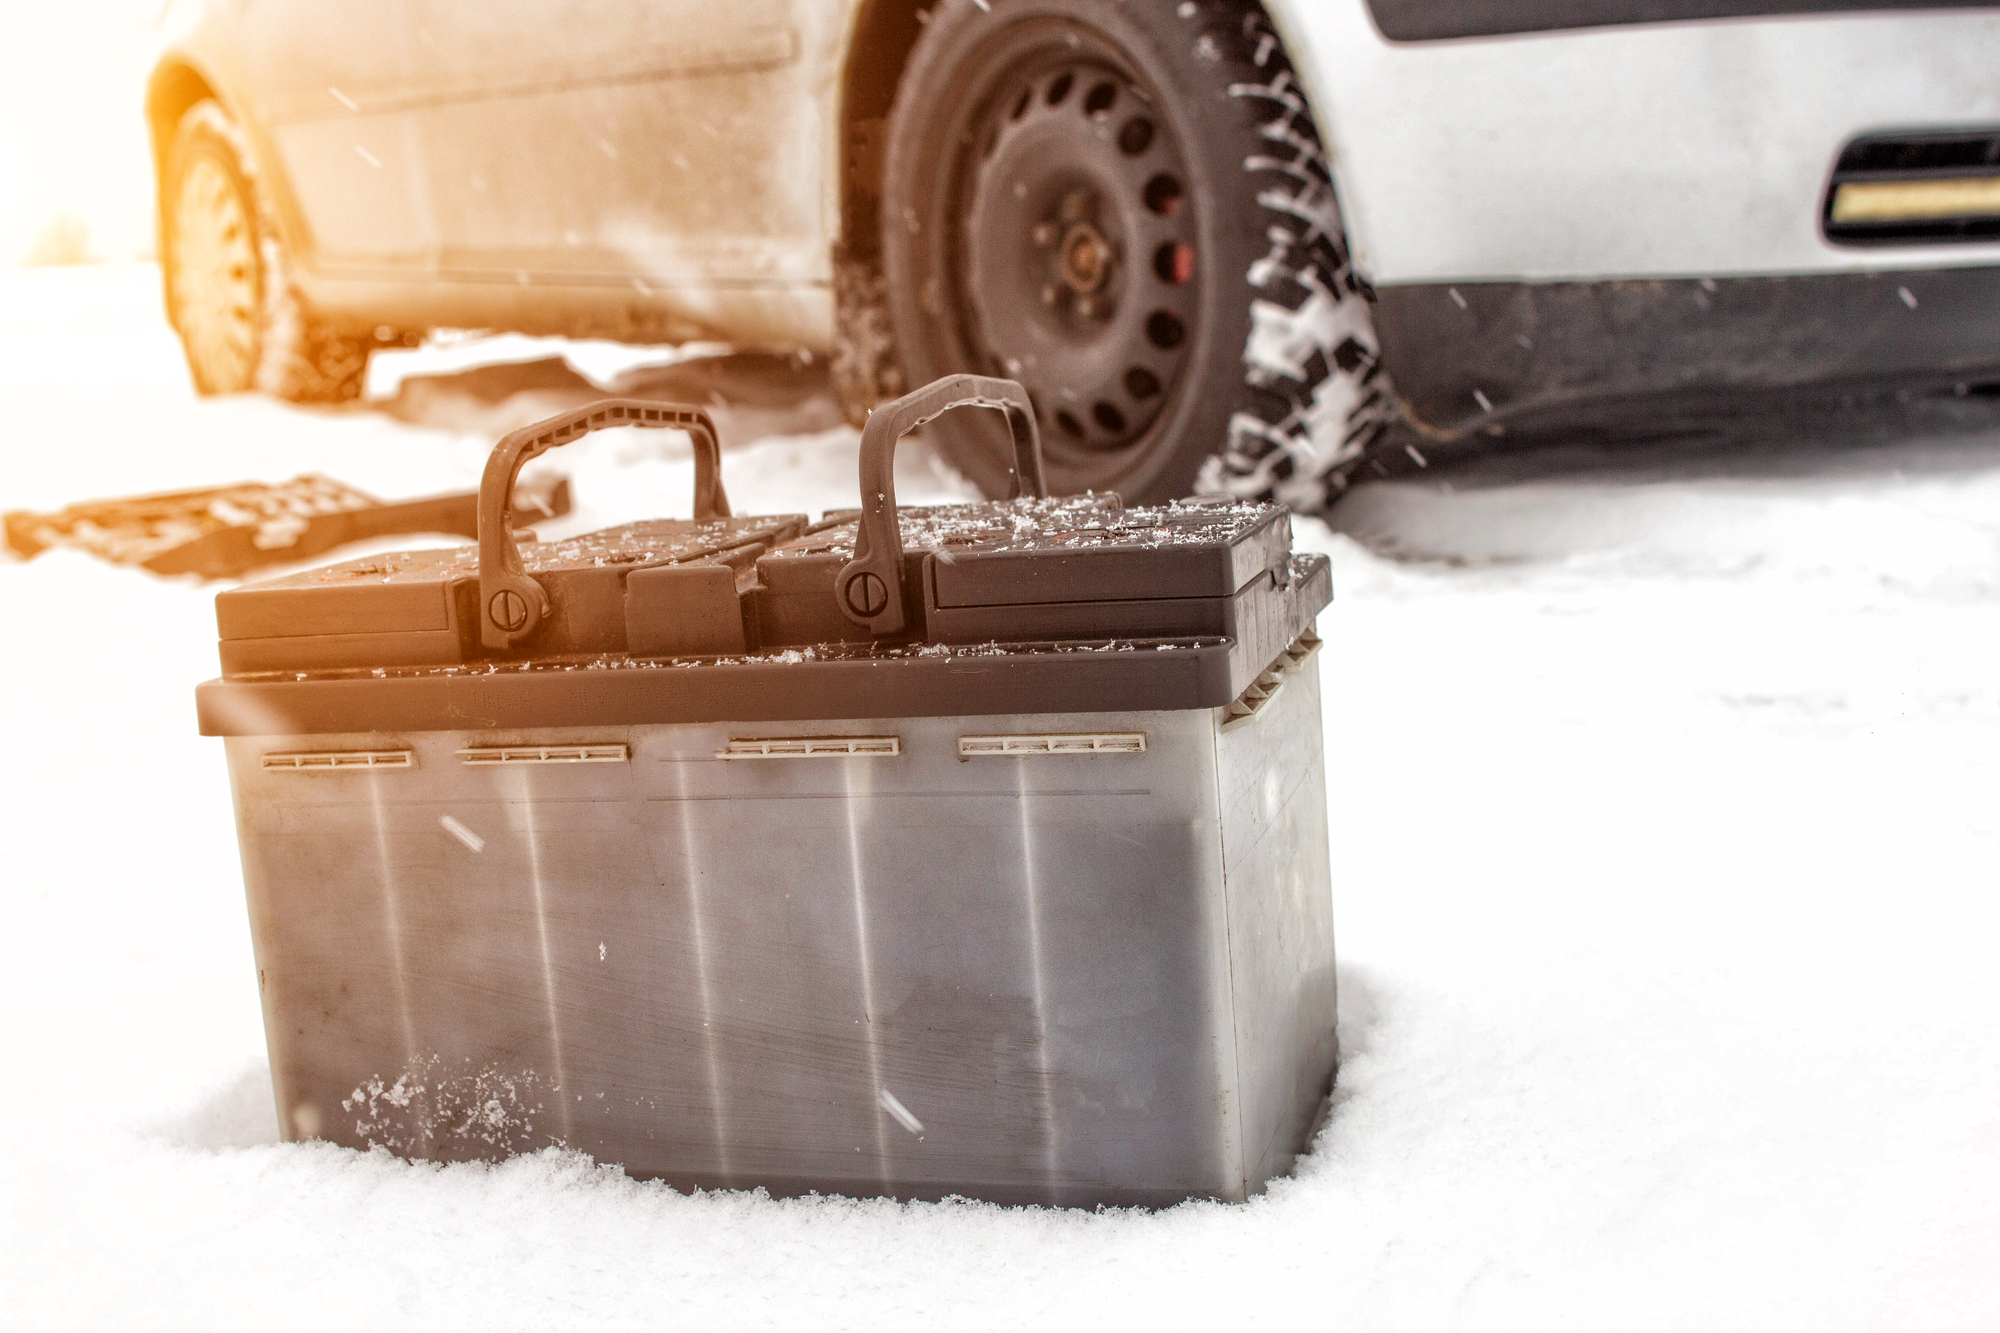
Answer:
[253, 497, 1276, 590]
[272, 514, 806, 586]
[210, 492, 1306, 686]
[768, 495, 1280, 563]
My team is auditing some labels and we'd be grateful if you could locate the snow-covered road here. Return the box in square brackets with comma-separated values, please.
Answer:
[3, 265, 1996, 1331]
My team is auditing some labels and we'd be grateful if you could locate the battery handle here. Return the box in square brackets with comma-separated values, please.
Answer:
[477, 399, 728, 652]
[837, 375, 1045, 636]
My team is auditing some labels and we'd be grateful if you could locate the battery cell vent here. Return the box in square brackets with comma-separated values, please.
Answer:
[1222, 627, 1323, 732]
[717, 736, 902, 759]
[1222, 671, 1288, 731]
[1282, 628, 1323, 669]
[958, 732, 1147, 756]
[262, 749, 414, 771]
[458, 745, 629, 764]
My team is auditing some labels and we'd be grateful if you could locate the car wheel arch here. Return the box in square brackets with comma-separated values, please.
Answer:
[145, 60, 219, 169]
[834, 0, 1345, 263]
[147, 59, 223, 321]
[148, 58, 333, 311]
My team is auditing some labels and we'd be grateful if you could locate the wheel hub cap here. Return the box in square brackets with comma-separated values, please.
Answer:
[1060, 219, 1110, 295]
[960, 58, 1199, 455]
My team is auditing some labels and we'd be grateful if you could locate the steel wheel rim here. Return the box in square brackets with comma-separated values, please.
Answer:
[171, 154, 260, 391]
[950, 37, 1201, 473]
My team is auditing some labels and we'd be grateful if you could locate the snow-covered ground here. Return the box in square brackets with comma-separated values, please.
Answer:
[3, 264, 1997, 1330]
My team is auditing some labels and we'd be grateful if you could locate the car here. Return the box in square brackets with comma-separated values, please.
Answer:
[146, 0, 2000, 507]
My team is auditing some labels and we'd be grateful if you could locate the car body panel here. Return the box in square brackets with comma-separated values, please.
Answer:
[1267, 0, 2000, 283]
[151, 0, 437, 281]
[1374, 265, 2000, 433]
[1359, 0, 1997, 42]
[238, 0, 434, 268]
[404, 0, 832, 287]
[153, 0, 850, 344]
[150, 0, 2000, 436]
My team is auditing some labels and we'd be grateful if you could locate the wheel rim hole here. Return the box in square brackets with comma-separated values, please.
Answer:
[964, 55, 1193, 455]
[1118, 118, 1154, 155]
[1143, 174, 1185, 216]
[1153, 241, 1195, 284]
[1146, 310, 1185, 349]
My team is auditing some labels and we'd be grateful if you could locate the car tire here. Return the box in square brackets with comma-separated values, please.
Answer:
[162, 100, 371, 403]
[879, 0, 1397, 508]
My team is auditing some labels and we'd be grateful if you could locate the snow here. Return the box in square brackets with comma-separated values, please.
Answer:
[4, 265, 1999, 1330]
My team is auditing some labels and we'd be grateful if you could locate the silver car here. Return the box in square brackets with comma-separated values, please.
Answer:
[149, 0, 2000, 505]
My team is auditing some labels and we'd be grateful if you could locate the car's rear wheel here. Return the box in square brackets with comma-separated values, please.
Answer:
[880, 0, 1397, 507]
[162, 100, 372, 403]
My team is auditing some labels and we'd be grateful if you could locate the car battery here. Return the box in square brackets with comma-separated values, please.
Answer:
[196, 378, 1337, 1207]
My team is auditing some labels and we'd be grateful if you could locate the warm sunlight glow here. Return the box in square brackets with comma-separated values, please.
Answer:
[2, 1, 162, 266]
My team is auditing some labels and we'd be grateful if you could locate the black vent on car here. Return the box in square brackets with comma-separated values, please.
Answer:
[1823, 129, 2000, 246]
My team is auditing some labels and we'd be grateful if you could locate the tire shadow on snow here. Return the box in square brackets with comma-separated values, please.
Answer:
[1327, 398, 2000, 572]
[370, 349, 845, 453]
